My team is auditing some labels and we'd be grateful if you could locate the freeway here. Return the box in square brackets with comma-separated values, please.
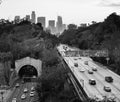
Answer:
[7, 81, 36, 102]
[57, 44, 120, 102]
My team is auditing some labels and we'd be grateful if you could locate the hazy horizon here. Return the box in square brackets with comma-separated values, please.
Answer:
[0, 0, 120, 26]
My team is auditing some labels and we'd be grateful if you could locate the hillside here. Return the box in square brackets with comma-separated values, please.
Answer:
[59, 12, 120, 75]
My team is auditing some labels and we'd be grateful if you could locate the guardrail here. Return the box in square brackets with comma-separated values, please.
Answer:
[57, 48, 89, 102]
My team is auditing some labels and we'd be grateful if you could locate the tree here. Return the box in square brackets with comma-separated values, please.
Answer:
[68, 24, 77, 30]
[37, 23, 43, 30]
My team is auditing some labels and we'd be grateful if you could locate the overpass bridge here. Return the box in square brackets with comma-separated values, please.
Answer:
[57, 44, 120, 102]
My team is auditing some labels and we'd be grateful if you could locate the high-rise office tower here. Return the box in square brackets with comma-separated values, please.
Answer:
[31, 11, 36, 24]
[56, 16, 63, 33]
[26, 15, 30, 21]
[63, 24, 66, 31]
[14, 16, 20, 23]
[48, 20, 56, 34]
[49, 20, 55, 27]
[37, 17, 46, 29]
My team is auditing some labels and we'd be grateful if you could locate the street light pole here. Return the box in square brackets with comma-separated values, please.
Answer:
[106, 57, 110, 65]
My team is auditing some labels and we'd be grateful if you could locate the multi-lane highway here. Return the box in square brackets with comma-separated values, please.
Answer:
[57, 44, 120, 102]
[7, 80, 37, 102]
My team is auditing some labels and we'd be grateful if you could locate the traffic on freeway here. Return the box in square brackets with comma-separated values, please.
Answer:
[57, 44, 120, 102]
[7, 80, 36, 102]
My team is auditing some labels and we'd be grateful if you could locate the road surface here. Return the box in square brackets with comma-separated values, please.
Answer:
[7, 81, 37, 102]
[57, 44, 120, 102]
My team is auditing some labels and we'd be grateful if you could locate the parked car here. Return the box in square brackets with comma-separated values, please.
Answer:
[89, 79, 96, 85]
[105, 76, 113, 83]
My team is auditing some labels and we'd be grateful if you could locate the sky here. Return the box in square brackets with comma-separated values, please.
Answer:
[0, 0, 120, 26]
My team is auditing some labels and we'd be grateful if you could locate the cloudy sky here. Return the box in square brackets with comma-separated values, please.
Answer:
[0, 0, 120, 26]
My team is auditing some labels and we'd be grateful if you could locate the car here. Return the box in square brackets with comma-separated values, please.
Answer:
[105, 76, 113, 83]
[31, 87, 35, 91]
[74, 58, 77, 60]
[21, 80, 24, 84]
[88, 70, 94, 74]
[79, 69, 85, 73]
[104, 86, 111, 92]
[30, 92, 34, 97]
[21, 94, 26, 99]
[92, 67, 97, 71]
[15, 83, 20, 88]
[84, 61, 88, 65]
[89, 79, 96, 85]
[74, 63, 78, 67]
[12, 98, 17, 102]
[24, 88, 28, 93]
[32, 76, 37, 78]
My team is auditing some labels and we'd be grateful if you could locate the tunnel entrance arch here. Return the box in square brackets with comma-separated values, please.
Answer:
[15, 57, 42, 77]
[18, 65, 38, 78]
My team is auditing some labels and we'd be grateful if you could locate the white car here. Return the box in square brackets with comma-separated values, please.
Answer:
[12, 98, 17, 102]
[21, 94, 26, 99]
[30, 92, 34, 97]
[31, 87, 35, 91]
[32, 76, 36, 78]
[79, 69, 85, 73]
[24, 88, 28, 93]
[92, 66, 97, 71]
[15, 83, 20, 88]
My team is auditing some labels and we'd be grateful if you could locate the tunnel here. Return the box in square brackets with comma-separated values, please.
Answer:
[18, 65, 38, 78]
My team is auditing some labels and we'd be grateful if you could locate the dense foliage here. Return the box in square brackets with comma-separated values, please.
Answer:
[0, 19, 59, 86]
[36, 49, 76, 102]
[59, 12, 120, 75]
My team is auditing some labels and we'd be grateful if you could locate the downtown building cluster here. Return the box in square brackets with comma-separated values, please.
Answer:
[14, 11, 66, 35]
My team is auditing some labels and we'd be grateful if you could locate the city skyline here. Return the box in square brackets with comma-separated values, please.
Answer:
[0, 0, 120, 25]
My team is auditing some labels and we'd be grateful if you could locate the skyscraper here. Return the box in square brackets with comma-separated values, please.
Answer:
[49, 20, 55, 27]
[14, 16, 20, 23]
[31, 11, 36, 24]
[37, 17, 46, 29]
[48, 20, 56, 34]
[56, 16, 63, 33]
[63, 24, 66, 30]
[26, 15, 30, 21]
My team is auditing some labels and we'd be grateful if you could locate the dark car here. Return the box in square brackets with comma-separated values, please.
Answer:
[89, 79, 96, 85]
[84, 61, 88, 65]
[21, 80, 24, 84]
[74, 63, 78, 67]
[88, 70, 94, 74]
[104, 86, 111, 92]
[105, 76, 113, 83]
